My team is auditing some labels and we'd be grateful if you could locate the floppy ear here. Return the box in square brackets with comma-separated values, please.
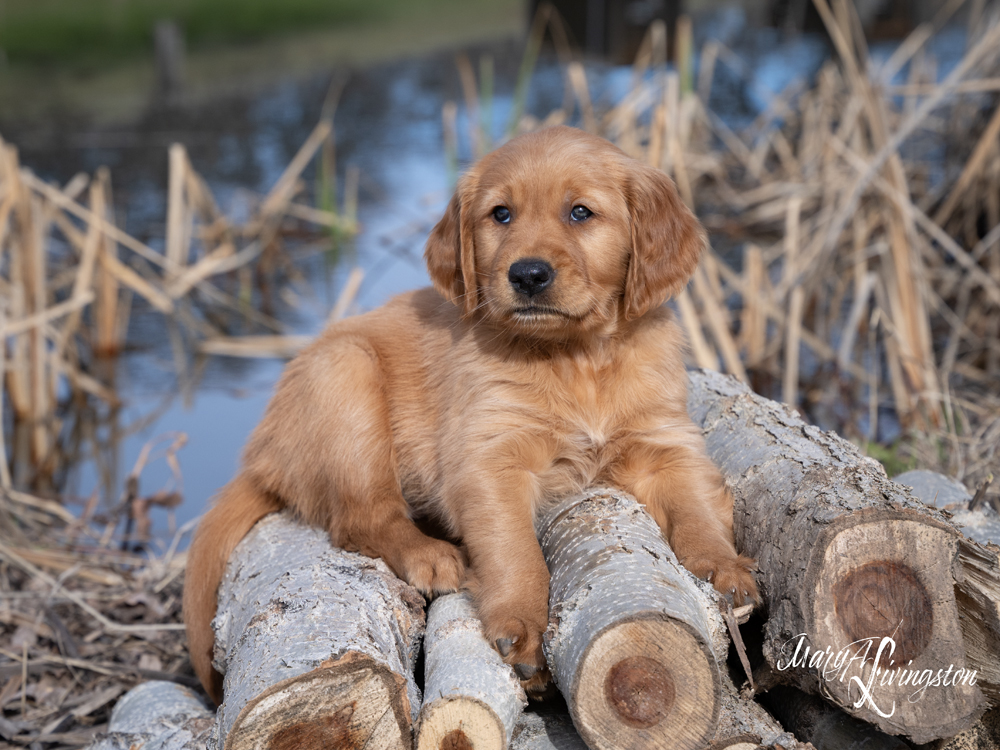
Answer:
[424, 177, 479, 317]
[624, 164, 705, 321]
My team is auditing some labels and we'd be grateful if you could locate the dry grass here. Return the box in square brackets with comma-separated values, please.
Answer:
[0, 437, 194, 748]
[0, 115, 364, 746]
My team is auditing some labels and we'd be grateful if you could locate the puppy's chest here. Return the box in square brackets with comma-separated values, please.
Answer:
[538, 362, 657, 474]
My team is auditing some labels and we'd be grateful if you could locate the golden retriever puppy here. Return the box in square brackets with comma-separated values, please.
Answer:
[183, 125, 757, 704]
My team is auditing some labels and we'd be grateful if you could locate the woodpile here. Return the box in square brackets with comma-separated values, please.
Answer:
[689, 367, 986, 741]
[9, 0, 1000, 747]
[70, 369, 1000, 748]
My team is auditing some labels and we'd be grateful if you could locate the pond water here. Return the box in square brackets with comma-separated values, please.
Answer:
[1, 9, 969, 548]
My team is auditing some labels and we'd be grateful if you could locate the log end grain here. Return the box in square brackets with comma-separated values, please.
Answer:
[832, 560, 933, 667]
[777, 515, 986, 743]
[572, 616, 718, 750]
[604, 656, 676, 728]
[416, 698, 505, 750]
[224, 652, 412, 750]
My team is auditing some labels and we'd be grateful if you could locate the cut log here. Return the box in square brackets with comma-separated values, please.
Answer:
[210, 511, 425, 750]
[934, 705, 1000, 750]
[538, 488, 723, 750]
[894, 470, 1000, 707]
[510, 707, 589, 750]
[86, 680, 214, 750]
[417, 592, 527, 750]
[954, 538, 1000, 707]
[537, 487, 805, 750]
[760, 685, 909, 750]
[686, 369, 985, 743]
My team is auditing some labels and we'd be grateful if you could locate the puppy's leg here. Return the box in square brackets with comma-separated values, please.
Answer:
[245, 341, 464, 597]
[614, 439, 758, 605]
[446, 465, 550, 689]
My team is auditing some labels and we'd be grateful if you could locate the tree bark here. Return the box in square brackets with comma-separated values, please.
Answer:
[510, 708, 589, 750]
[714, 669, 800, 749]
[686, 368, 985, 742]
[895, 470, 1000, 708]
[933, 706, 1000, 750]
[211, 511, 425, 750]
[538, 488, 723, 750]
[955, 538, 1000, 707]
[86, 681, 214, 750]
[417, 592, 527, 750]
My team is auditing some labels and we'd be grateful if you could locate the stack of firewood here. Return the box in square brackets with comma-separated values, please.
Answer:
[85, 371, 1000, 750]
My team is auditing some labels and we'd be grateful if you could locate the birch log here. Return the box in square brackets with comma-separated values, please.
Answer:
[210, 511, 425, 750]
[510, 708, 588, 750]
[86, 681, 214, 750]
[538, 488, 722, 750]
[417, 592, 527, 750]
[687, 368, 985, 742]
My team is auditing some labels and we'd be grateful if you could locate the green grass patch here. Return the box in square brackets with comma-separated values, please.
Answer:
[0, 0, 497, 66]
[865, 440, 917, 478]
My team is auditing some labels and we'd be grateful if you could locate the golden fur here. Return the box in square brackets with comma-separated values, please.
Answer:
[183, 126, 758, 703]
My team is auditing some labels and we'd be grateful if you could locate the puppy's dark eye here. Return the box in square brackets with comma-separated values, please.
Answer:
[570, 205, 593, 222]
[492, 206, 511, 224]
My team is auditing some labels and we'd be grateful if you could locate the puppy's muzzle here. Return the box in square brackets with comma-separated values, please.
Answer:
[508, 259, 555, 298]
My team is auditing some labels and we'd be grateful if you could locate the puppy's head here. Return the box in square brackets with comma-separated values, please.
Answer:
[425, 126, 703, 338]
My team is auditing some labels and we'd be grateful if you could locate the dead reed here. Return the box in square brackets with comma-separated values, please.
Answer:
[0, 118, 359, 492]
[0, 111, 362, 736]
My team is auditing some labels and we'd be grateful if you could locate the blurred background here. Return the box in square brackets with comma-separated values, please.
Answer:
[1, 0, 998, 561]
[3, 2, 1000, 745]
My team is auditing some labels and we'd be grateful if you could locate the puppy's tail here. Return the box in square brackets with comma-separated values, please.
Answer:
[183, 474, 281, 704]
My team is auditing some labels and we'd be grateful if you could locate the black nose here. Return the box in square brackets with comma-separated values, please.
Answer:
[508, 259, 555, 297]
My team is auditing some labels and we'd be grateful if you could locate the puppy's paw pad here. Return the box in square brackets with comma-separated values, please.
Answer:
[685, 554, 759, 606]
[513, 662, 538, 680]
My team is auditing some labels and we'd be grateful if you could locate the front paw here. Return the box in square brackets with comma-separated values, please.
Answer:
[479, 599, 551, 695]
[395, 537, 466, 597]
[683, 554, 759, 606]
